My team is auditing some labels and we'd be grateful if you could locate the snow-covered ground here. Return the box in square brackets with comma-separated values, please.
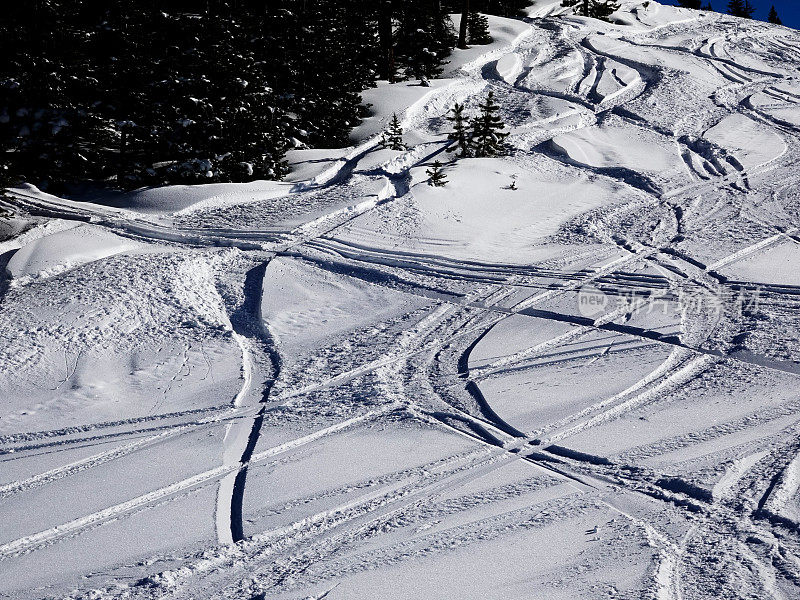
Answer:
[3, 2, 800, 598]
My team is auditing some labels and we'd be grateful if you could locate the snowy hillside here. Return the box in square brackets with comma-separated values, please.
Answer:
[3, 2, 800, 599]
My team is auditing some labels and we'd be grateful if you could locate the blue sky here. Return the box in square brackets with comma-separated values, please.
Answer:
[661, 0, 799, 28]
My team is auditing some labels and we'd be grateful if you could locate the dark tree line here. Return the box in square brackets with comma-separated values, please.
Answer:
[3, 1, 297, 189]
[1, 1, 530, 191]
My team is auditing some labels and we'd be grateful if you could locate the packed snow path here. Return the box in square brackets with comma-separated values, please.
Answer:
[3, 3, 800, 599]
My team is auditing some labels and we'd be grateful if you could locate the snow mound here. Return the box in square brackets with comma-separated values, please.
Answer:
[0, 216, 28, 243]
[495, 53, 523, 84]
[551, 122, 684, 176]
[129, 180, 292, 216]
[284, 148, 353, 183]
[337, 157, 623, 263]
[6, 223, 144, 279]
[10, 180, 292, 222]
[703, 113, 786, 170]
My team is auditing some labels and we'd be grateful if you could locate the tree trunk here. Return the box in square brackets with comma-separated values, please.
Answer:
[118, 127, 127, 184]
[378, 0, 394, 82]
[458, 0, 469, 49]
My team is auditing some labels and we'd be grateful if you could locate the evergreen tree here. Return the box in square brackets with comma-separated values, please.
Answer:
[590, 0, 620, 20]
[469, 91, 508, 158]
[468, 12, 492, 45]
[137, 1, 291, 184]
[768, 5, 782, 24]
[726, 0, 741, 16]
[727, 0, 753, 18]
[271, 0, 374, 148]
[701, 2, 714, 10]
[426, 160, 448, 186]
[395, 1, 456, 81]
[381, 113, 407, 150]
[446, 102, 472, 157]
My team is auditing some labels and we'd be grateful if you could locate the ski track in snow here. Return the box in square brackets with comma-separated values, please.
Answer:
[3, 3, 800, 599]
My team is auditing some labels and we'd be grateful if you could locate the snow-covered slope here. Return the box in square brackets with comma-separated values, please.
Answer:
[3, 3, 800, 599]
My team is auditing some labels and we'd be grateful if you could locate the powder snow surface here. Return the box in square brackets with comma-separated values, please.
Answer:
[2, 3, 800, 600]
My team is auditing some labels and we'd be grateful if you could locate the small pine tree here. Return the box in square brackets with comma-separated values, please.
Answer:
[381, 113, 407, 150]
[467, 12, 492, 45]
[426, 161, 448, 186]
[768, 5, 782, 24]
[446, 103, 472, 157]
[701, 2, 713, 10]
[469, 91, 508, 158]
